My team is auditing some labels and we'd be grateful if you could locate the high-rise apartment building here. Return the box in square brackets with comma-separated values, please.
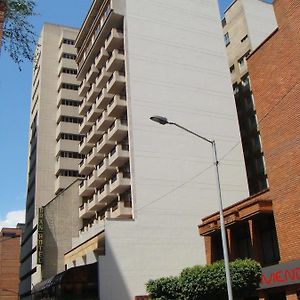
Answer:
[63, 0, 249, 298]
[19, 23, 82, 299]
[222, 0, 277, 195]
[200, 0, 300, 299]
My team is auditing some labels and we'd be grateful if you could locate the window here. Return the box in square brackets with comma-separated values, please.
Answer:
[238, 51, 251, 69]
[60, 83, 79, 91]
[258, 215, 280, 265]
[222, 17, 227, 27]
[60, 53, 76, 61]
[59, 116, 83, 124]
[241, 35, 248, 43]
[233, 222, 252, 259]
[224, 32, 230, 46]
[230, 64, 235, 74]
[57, 169, 81, 177]
[59, 133, 83, 141]
[62, 38, 75, 45]
[61, 67, 77, 75]
[61, 99, 81, 107]
[59, 151, 85, 159]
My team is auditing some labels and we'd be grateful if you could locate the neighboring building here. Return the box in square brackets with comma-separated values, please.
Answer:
[0, 225, 23, 300]
[19, 23, 83, 299]
[200, 0, 300, 299]
[64, 0, 249, 299]
[222, 0, 277, 195]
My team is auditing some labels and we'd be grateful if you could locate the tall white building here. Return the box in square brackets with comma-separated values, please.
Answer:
[19, 23, 82, 299]
[61, 0, 250, 299]
[221, 0, 277, 195]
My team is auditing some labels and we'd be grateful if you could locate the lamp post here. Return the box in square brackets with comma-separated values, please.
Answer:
[150, 115, 233, 300]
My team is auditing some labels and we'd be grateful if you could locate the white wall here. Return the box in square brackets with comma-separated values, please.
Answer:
[98, 0, 249, 298]
[242, 0, 277, 51]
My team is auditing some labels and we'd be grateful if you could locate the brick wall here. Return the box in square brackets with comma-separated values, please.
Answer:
[247, 0, 300, 262]
[0, 228, 22, 300]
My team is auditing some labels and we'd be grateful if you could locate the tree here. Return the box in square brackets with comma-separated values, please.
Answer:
[146, 259, 262, 300]
[1, 0, 37, 69]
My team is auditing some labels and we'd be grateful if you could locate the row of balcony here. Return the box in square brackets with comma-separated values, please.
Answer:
[79, 95, 126, 134]
[79, 70, 126, 110]
[79, 118, 128, 155]
[79, 144, 129, 190]
[79, 172, 131, 213]
[78, 48, 125, 98]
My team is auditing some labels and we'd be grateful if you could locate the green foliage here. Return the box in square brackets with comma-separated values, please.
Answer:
[146, 277, 181, 300]
[1, 0, 37, 69]
[146, 259, 262, 300]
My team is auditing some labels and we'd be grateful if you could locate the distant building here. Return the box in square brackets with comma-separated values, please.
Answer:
[0, 225, 23, 300]
[200, 0, 300, 299]
[222, 0, 277, 195]
[19, 23, 82, 299]
[64, 0, 249, 299]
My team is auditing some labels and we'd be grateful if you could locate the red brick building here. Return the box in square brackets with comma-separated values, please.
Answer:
[199, 0, 300, 299]
[0, 226, 23, 300]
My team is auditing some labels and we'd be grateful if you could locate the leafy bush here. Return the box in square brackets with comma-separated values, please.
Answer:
[146, 259, 261, 300]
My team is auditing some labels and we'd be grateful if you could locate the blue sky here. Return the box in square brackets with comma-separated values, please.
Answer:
[0, 0, 232, 227]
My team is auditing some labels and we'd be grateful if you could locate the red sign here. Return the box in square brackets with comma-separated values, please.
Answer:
[260, 260, 300, 289]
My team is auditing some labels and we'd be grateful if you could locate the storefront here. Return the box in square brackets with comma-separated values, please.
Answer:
[32, 262, 98, 300]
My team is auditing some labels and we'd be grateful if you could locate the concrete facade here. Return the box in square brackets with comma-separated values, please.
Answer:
[200, 0, 300, 299]
[0, 226, 23, 300]
[20, 24, 82, 299]
[42, 180, 81, 280]
[70, 0, 249, 299]
[222, 0, 277, 195]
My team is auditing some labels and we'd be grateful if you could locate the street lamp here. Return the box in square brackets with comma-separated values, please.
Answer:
[150, 115, 233, 300]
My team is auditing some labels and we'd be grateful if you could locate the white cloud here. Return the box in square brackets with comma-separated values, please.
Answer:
[0, 210, 25, 229]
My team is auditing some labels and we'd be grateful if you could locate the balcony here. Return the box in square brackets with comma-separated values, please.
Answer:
[96, 133, 115, 155]
[86, 83, 101, 104]
[106, 201, 132, 219]
[104, 28, 124, 52]
[79, 116, 93, 135]
[78, 79, 90, 97]
[55, 176, 77, 195]
[79, 179, 94, 197]
[107, 95, 127, 118]
[56, 139, 79, 156]
[56, 122, 79, 140]
[79, 136, 94, 155]
[95, 88, 114, 110]
[95, 184, 117, 206]
[106, 49, 125, 73]
[57, 73, 79, 92]
[57, 89, 81, 105]
[95, 47, 110, 70]
[107, 119, 128, 142]
[96, 158, 116, 179]
[57, 104, 78, 119]
[86, 124, 103, 144]
[87, 169, 106, 189]
[79, 202, 94, 219]
[86, 103, 103, 123]
[106, 71, 126, 95]
[109, 172, 131, 194]
[55, 157, 81, 176]
[79, 158, 94, 176]
[108, 144, 129, 167]
[79, 98, 92, 116]
[86, 64, 99, 84]
[77, 217, 105, 246]
[95, 67, 112, 90]
[95, 110, 114, 132]
[86, 146, 104, 166]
